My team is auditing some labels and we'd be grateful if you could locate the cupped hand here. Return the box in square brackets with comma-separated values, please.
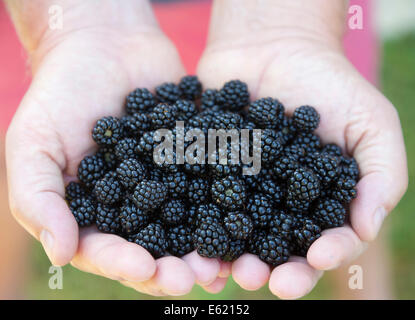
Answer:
[6, 1, 227, 296]
[197, 1, 408, 298]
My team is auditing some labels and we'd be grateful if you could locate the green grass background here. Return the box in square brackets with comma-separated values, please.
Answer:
[25, 34, 415, 299]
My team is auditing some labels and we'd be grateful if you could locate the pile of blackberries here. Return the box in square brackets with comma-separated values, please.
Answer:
[66, 76, 359, 266]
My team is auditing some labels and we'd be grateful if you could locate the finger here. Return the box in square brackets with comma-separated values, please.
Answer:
[120, 280, 167, 297]
[232, 253, 270, 291]
[201, 277, 228, 294]
[218, 261, 232, 278]
[72, 227, 156, 282]
[182, 251, 220, 285]
[307, 226, 367, 270]
[269, 257, 324, 299]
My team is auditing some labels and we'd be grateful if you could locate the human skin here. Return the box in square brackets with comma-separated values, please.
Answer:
[5, 0, 407, 298]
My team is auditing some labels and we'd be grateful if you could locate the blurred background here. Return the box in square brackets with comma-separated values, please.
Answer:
[0, 0, 414, 299]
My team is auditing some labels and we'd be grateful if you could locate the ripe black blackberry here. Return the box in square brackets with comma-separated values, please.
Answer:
[162, 171, 187, 199]
[284, 144, 308, 163]
[155, 82, 181, 104]
[259, 234, 290, 267]
[94, 172, 122, 205]
[247, 229, 267, 255]
[322, 143, 343, 157]
[212, 111, 243, 130]
[167, 225, 194, 257]
[221, 239, 246, 262]
[242, 166, 261, 191]
[331, 178, 357, 203]
[96, 146, 117, 169]
[287, 167, 321, 202]
[130, 223, 168, 258]
[149, 167, 164, 182]
[260, 129, 284, 165]
[339, 156, 360, 180]
[193, 222, 229, 258]
[291, 132, 322, 159]
[119, 199, 149, 234]
[211, 175, 247, 210]
[196, 203, 223, 225]
[161, 199, 186, 226]
[185, 205, 198, 228]
[65, 182, 87, 202]
[273, 154, 299, 180]
[92, 116, 123, 146]
[259, 179, 284, 205]
[219, 80, 250, 112]
[173, 99, 198, 121]
[136, 131, 155, 161]
[125, 88, 155, 114]
[209, 143, 241, 178]
[77, 154, 107, 189]
[114, 137, 138, 161]
[223, 211, 253, 240]
[269, 210, 295, 241]
[248, 97, 284, 128]
[308, 152, 341, 186]
[131, 180, 168, 211]
[178, 75, 202, 101]
[293, 217, 322, 256]
[200, 89, 224, 111]
[313, 198, 346, 228]
[150, 103, 178, 129]
[121, 112, 151, 137]
[292, 105, 320, 132]
[246, 193, 273, 228]
[187, 177, 209, 205]
[116, 158, 147, 189]
[286, 196, 310, 214]
[278, 116, 297, 143]
[96, 203, 120, 234]
[69, 197, 96, 227]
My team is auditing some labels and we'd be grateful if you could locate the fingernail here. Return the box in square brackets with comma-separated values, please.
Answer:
[40, 229, 55, 264]
[372, 207, 387, 239]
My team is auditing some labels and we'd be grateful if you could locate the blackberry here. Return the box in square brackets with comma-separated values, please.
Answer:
[273, 154, 299, 180]
[65, 182, 87, 202]
[136, 131, 155, 160]
[219, 80, 250, 112]
[116, 158, 147, 189]
[150, 103, 178, 129]
[223, 212, 253, 240]
[287, 167, 321, 202]
[130, 223, 168, 258]
[173, 99, 198, 121]
[114, 137, 138, 161]
[131, 180, 168, 211]
[92, 116, 123, 146]
[196, 203, 223, 225]
[185, 205, 198, 228]
[292, 105, 320, 132]
[96, 203, 120, 234]
[269, 210, 294, 240]
[259, 179, 284, 205]
[178, 75, 202, 101]
[339, 156, 359, 180]
[167, 225, 194, 257]
[260, 129, 284, 165]
[193, 222, 229, 258]
[162, 171, 187, 198]
[119, 199, 149, 234]
[286, 196, 310, 214]
[246, 193, 273, 228]
[155, 82, 181, 104]
[284, 144, 308, 163]
[313, 198, 346, 229]
[221, 239, 246, 262]
[293, 218, 321, 256]
[292, 132, 322, 158]
[331, 178, 357, 203]
[161, 199, 186, 226]
[201, 89, 224, 111]
[211, 175, 247, 210]
[247, 229, 267, 255]
[125, 88, 155, 114]
[209, 143, 241, 178]
[150, 167, 164, 182]
[69, 197, 96, 227]
[322, 143, 342, 157]
[94, 172, 122, 205]
[259, 235, 290, 267]
[242, 167, 261, 191]
[77, 154, 106, 189]
[278, 116, 297, 143]
[187, 177, 209, 205]
[212, 111, 243, 130]
[248, 97, 284, 128]
[308, 152, 341, 186]
[97, 146, 117, 169]
[121, 112, 151, 137]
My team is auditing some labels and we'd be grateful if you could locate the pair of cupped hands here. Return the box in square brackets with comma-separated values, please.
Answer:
[6, 1, 407, 298]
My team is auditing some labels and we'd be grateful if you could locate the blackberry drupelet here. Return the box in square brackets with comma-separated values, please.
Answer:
[313, 198, 346, 228]
[150, 103, 178, 129]
[69, 197, 96, 227]
[260, 129, 284, 165]
[121, 112, 151, 137]
[219, 80, 250, 112]
[269, 210, 295, 241]
[167, 225, 194, 257]
[187, 177, 210, 205]
[273, 154, 299, 180]
[162, 171, 188, 198]
[132, 180, 168, 211]
[116, 158, 147, 189]
[178, 75, 202, 101]
[96, 203, 120, 234]
[248, 97, 284, 128]
[308, 152, 341, 186]
[196, 203, 223, 225]
[125, 88, 155, 114]
[94, 172, 122, 205]
[221, 239, 246, 262]
[114, 137, 138, 161]
[92, 116, 123, 146]
[173, 99, 198, 121]
[130, 223, 168, 258]
[65, 182, 87, 202]
[293, 218, 322, 256]
[155, 82, 181, 104]
[193, 222, 229, 258]
[331, 178, 357, 203]
[259, 234, 290, 267]
[246, 193, 273, 228]
[292, 105, 320, 132]
[77, 154, 107, 189]
[223, 211, 253, 240]
[119, 199, 149, 234]
[211, 175, 247, 210]
[287, 167, 321, 202]
[161, 199, 186, 226]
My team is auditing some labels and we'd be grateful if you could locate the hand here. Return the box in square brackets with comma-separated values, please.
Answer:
[197, 0, 408, 298]
[5, 0, 227, 296]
